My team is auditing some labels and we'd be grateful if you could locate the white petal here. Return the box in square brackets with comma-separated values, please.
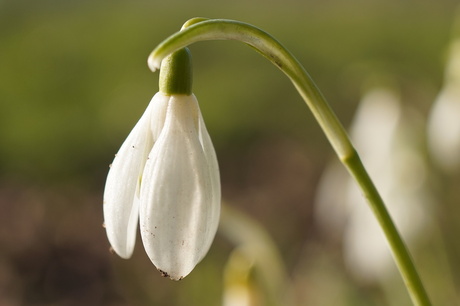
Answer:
[150, 92, 170, 140]
[139, 95, 217, 280]
[196, 97, 221, 260]
[103, 94, 161, 258]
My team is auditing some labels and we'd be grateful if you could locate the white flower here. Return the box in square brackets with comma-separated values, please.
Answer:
[315, 88, 431, 283]
[103, 92, 221, 280]
[428, 40, 460, 173]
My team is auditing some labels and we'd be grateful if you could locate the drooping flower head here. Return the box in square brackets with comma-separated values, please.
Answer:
[103, 47, 221, 280]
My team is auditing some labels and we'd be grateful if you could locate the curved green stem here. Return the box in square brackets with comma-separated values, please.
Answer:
[148, 18, 431, 306]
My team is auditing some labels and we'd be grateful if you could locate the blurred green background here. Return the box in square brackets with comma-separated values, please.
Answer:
[1, 0, 459, 305]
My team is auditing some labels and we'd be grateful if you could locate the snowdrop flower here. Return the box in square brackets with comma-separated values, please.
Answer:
[428, 39, 460, 173]
[315, 88, 430, 282]
[103, 48, 221, 280]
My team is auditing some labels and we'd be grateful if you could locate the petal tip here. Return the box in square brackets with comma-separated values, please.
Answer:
[158, 269, 185, 281]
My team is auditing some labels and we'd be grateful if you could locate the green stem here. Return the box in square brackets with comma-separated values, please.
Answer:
[148, 18, 432, 306]
[159, 47, 193, 95]
[344, 153, 431, 306]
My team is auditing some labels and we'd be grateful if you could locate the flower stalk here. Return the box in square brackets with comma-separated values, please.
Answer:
[159, 47, 193, 95]
[148, 18, 431, 305]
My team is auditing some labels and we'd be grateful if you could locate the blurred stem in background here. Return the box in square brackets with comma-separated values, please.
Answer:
[148, 18, 432, 305]
[219, 203, 294, 306]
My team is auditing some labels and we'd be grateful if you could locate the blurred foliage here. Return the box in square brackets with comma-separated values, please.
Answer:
[0, 0, 454, 180]
[0, 0, 460, 305]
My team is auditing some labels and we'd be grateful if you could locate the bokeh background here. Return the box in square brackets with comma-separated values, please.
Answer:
[1, 0, 460, 305]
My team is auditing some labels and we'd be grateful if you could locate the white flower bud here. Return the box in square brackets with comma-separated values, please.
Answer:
[103, 92, 221, 280]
